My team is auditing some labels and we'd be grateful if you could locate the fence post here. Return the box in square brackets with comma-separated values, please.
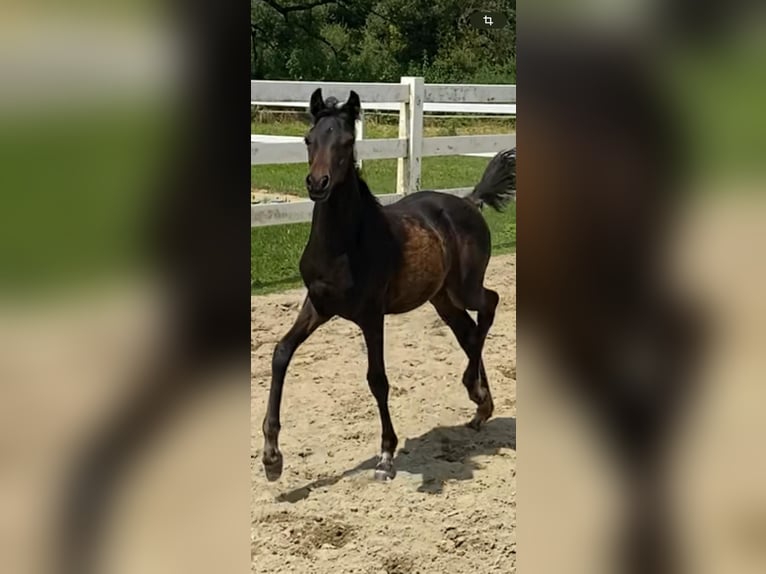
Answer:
[397, 76, 424, 195]
[355, 109, 364, 171]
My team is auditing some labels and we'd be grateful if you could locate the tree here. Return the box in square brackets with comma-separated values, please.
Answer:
[251, 0, 515, 83]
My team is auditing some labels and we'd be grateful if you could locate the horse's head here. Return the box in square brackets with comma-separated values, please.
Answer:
[304, 88, 360, 202]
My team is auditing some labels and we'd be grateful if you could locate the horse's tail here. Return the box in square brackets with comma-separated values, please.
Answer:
[466, 148, 516, 212]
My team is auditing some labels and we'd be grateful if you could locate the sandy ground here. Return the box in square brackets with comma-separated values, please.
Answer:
[251, 253, 516, 574]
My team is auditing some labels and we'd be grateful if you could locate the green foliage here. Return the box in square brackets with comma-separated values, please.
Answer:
[251, 0, 515, 83]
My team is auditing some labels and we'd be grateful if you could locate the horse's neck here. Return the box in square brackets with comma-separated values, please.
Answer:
[305, 176, 400, 288]
[310, 176, 372, 256]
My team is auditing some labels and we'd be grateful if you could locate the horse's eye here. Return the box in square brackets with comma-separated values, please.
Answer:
[304, 136, 311, 146]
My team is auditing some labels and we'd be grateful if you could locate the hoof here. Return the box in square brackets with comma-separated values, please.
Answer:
[374, 465, 396, 481]
[373, 454, 396, 481]
[467, 393, 494, 431]
[466, 417, 483, 431]
[262, 451, 283, 482]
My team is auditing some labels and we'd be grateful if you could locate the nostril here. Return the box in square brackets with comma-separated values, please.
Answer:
[319, 175, 330, 190]
[305, 174, 312, 188]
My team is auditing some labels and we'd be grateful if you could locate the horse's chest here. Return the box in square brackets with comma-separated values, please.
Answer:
[300, 253, 356, 315]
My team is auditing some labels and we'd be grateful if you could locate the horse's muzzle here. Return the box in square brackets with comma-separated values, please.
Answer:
[306, 174, 331, 201]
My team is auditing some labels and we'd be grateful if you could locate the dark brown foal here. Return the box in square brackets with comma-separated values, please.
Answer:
[262, 88, 514, 481]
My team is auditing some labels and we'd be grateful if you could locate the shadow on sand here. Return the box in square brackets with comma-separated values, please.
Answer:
[272, 416, 516, 503]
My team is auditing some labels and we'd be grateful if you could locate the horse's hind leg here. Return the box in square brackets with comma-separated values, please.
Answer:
[464, 282, 499, 429]
[262, 296, 329, 481]
[431, 289, 496, 429]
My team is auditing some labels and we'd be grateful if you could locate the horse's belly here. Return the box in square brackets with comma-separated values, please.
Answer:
[385, 221, 448, 314]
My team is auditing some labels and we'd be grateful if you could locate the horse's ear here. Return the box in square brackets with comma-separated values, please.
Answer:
[343, 90, 361, 121]
[309, 88, 324, 119]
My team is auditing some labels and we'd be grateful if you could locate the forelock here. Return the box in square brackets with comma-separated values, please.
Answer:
[312, 106, 355, 130]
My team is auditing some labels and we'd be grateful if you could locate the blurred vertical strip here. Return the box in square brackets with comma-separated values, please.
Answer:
[518, 1, 766, 574]
[0, 1, 251, 574]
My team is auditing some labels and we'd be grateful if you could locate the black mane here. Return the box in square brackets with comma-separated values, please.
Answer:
[354, 170, 380, 205]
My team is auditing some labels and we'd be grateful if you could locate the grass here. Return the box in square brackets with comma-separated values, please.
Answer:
[668, 40, 766, 182]
[251, 112, 514, 138]
[251, 115, 515, 295]
[253, 155, 495, 197]
[0, 101, 173, 295]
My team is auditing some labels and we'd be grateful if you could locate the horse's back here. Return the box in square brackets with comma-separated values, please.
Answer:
[385, 191, 492, 263]
[385, 191, 490, 242]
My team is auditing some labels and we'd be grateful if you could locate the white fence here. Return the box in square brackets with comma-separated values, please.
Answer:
[251, 77, 516, 228]
[251, 101, 516, 115]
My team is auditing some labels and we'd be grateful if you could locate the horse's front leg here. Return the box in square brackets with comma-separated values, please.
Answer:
[360, 314, 398, 481]
[262, 296, 328, 480]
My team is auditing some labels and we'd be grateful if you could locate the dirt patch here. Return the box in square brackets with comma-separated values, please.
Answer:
[255, 512, 354, 558]
[252, 253, 516, 574]
[381, 554, 417, 574]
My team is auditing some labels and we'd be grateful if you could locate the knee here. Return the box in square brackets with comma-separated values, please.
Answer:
[467, 288, 499, 316]
[485, 289, 499, 313]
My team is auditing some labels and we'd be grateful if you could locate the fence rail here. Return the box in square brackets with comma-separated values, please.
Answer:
[251, 137, 408, 166]
[423, 83, 516, 103]
[251, 80, 409, 103]
[251, 101, 516, 115]
[421, 134, 516, 157]
[251, 77, 515, 228]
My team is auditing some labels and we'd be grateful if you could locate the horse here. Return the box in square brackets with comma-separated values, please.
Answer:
[261, 88, 515, 482]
